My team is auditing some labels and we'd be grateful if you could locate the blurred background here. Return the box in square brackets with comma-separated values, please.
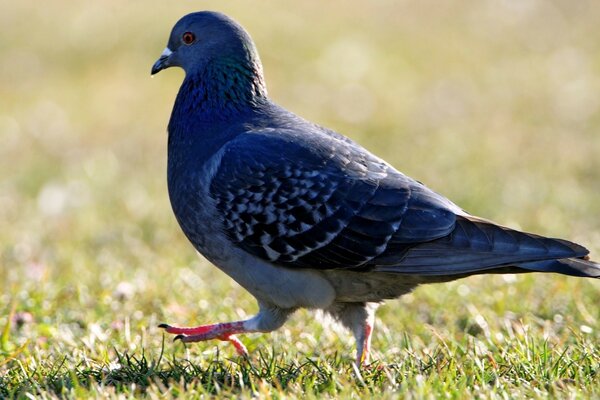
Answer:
[0, 0, 598, 365]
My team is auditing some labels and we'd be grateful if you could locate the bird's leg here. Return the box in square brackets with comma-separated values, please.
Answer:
[353, 310, 376, 366]
[356, 321, 374, 365]
[325, 302, 378, 366]
[159, 305, 292, 356]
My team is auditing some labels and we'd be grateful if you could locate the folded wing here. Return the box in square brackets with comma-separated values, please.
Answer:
[210, 130, 456, 270]
[210, 128, 598, 278]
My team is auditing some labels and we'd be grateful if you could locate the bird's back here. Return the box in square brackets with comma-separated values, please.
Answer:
[170, 101, 600, 281]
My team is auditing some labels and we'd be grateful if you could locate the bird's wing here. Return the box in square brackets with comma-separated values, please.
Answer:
[209, 129, 458, 270]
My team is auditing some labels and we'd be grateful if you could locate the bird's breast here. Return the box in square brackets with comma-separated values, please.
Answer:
[167, 143, 229, 261]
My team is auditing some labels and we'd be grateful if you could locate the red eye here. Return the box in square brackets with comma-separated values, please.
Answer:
[182, 32, 196, 45]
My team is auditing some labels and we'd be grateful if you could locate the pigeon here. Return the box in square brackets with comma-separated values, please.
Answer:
[152, 11, 599, 365]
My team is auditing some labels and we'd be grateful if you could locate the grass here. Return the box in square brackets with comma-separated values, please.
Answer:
[1, 0, 599, 398]
[1, 322, 598, 398]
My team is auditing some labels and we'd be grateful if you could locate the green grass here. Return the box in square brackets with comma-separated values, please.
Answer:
[1, 0, 599, 398]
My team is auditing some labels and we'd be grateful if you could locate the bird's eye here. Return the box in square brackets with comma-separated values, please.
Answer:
[182, 32, 196, 45]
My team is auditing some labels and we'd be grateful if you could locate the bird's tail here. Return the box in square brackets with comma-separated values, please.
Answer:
[412, 257, 600, 285]
[374, 216, 600, 280]
[516, 257, 600, 278]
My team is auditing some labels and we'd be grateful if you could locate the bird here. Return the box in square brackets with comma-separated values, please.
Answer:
[151, 11, 599, 365]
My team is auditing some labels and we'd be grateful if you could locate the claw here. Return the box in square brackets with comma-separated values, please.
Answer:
[158, 323, 171, 329]
[174, 334, 185, 342]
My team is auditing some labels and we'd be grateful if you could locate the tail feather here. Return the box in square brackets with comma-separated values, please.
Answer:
[517, 257, 600, 278]
[372, 215, 599, 279]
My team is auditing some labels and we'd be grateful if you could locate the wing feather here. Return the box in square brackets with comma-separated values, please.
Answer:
[209, 129, 593, 277]
[210, 130, 456, 269]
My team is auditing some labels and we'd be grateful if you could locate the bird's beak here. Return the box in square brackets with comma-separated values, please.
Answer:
[151, 47, 173, 75]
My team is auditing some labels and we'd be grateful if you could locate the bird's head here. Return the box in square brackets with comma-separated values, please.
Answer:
[151, 11, 262, 78]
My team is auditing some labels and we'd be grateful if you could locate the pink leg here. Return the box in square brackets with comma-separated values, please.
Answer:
[159, 320, 250, 356]
[226, 334, 249, 355]
[358, 322, 373, 365]
[360, 323, 373, 365]
[159, 308, 292, 357]
[159, 321, 244, 336]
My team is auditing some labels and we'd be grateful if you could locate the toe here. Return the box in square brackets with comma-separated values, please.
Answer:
[174, 334, 185, 342]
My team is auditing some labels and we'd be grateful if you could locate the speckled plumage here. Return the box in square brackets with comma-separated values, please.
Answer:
[152, 11, 599, 364]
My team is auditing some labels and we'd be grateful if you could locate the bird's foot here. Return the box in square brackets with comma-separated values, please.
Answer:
[159, 321, 249, 356]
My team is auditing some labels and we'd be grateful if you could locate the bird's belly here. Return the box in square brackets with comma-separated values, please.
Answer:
[175, 213, 339, 309]
[322, 270, 420, 302]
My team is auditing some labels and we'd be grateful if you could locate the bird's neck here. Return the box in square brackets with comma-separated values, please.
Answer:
[173, 59, 268, 121]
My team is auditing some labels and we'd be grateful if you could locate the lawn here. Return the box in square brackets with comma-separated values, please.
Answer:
[1, 1, 599, 398]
